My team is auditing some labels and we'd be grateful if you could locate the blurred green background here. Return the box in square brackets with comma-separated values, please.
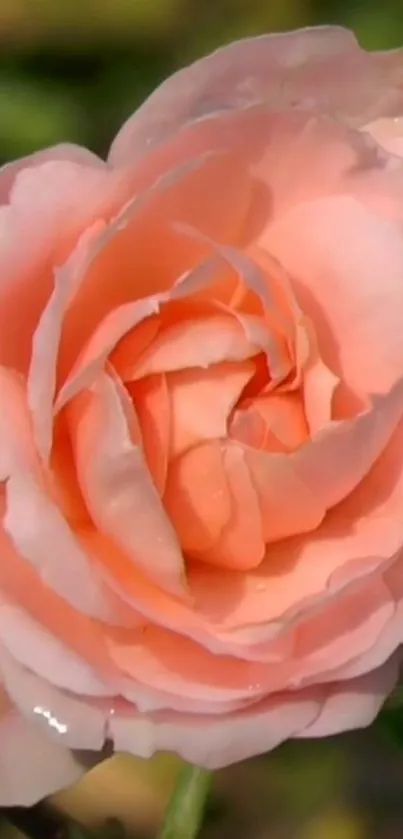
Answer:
[1, 0, 403, 163]
[2, 0, 403, 838]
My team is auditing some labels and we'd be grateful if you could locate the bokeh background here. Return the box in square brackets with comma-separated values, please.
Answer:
[1, 0, 403, 837]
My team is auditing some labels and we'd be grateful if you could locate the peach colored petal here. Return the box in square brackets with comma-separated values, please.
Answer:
[0, 528, 122, 678]
[244, 446, 325, 544]
[28, 221, 107, 462]
[264, 195, 403, 394]
[3, 472, 132, 625]
[0, 367, 38, 480]
[325, 556, 403, 683]
[0, 695, 88, 805]
[109, 687, 322, 769]
[0, 602, 110, 696]
[69, 370, 186, 596]
[195, 443, 265, 571]
[109, 316, 160, 379]
[0, 143, 105, 204]
[164, 440, 232, 554]
[288, 575, 396, 688]
[167, 362, 255, 459]
[126, 313, 262, 380]
[109, 27, 402, 166]
[57, 150, 251, 385]
[0, 159, 126, 375]
[231, 392, 308, 451]
[127, 374, 170, 495]
[188, 500, 403, 638]
[296, 658, 399, 738]
[363, 116, 403, 157]
[303, 355, 339, 435]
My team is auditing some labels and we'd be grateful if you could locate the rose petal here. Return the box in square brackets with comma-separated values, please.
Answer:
[265, 195, 403, 394]
[0, 143, 105, 204]
[126, 374, 170, 495]
[69, 371, 187, 596]
[0, 694, 88, 806]
[0, 159, 125, 375]
[297, 657, 398, 738]
[164, 440, 232, 554]
[109, 27, 402, 166]
[109, 687, 322, 769]
[3, 472, 131, 624]
[167, 362, 255, 459]
[0, 647, 106, 751]
[194, 442, 265, 571]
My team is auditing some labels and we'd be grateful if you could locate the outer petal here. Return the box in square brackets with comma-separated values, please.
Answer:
[0, 691, 91, 806]
[297, 657, 399, 738]
[3, 472, 134, 625]
[0, 648, 106, 751]
[109, 27, 403, 166]
[264, 195, 403, 394]
[109, 688, 322, 769]
[0, 143, 105, 204]
[0, 159, 126, 374]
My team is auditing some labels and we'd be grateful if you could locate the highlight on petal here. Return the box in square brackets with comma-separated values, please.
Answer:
[0, 689, 90, 806]
[0, 647, 106, 751]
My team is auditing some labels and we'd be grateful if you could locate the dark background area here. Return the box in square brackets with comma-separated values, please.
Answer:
[2, 0, 403, 837]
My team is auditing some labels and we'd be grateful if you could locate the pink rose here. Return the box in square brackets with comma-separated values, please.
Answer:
[2, 24, 403, 805]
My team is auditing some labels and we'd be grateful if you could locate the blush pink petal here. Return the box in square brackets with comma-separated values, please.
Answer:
[69, 371, 186, 596]
[3, 472, 132, 625]
[0, 601, 111, 696]
[0, 368, 38, 480]
[109, 27, 403, 167]
[264, 195, 403, 394]
[28, 220, 107, 462]
[0, 647, 106, 751]
[0, 695, 88, 806]
[363, 117, 403, 157]
[325, 556, 403, 683]
[0, 159, 126, 375]
[0, 529, 123, 681]
[0, 143, 105, 204]
[296, 658, 399, 738]
[109, 688, 323, 769]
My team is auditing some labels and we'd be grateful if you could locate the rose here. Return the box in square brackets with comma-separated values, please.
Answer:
[2, 24, 403, 805]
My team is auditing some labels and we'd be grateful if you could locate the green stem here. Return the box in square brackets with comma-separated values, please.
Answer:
[158, 764, 212, 839]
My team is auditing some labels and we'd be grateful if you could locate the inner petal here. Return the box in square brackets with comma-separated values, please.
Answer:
[167, 361, 256, 459]
[230, 391, 308, 452]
